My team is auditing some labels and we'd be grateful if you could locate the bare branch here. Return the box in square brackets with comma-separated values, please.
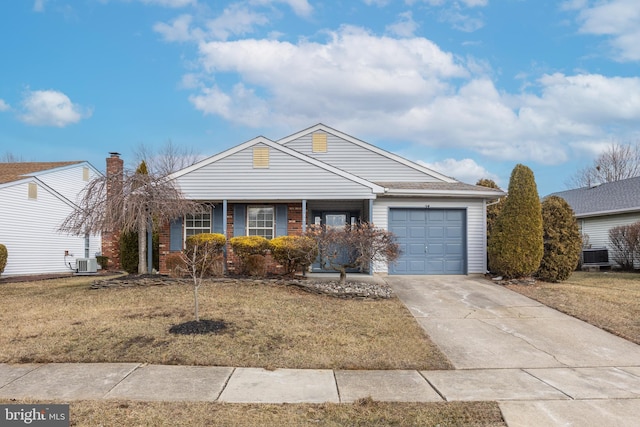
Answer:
[566, 141, 640, 188]
[132, 140, 200, 177]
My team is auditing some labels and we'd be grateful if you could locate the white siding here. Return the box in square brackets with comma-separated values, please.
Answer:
[284, 133, 442, 183]
[581, 213, 640, 250]
[372, 197, 486, 274]
[176, 143, 377, 200]
[0, 181, 101, 276]
[35, 163, 100, 205]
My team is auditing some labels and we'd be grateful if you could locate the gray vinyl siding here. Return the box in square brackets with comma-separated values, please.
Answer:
[175, 143, 377, 200]
[0, 180, 100, 276]
[371, 197, 486, 274]
[580, 212, 640, 251]
[284, 133, 442, 183]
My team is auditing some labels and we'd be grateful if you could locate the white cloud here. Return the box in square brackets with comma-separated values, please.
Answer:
[33, 0, 47, 12]
[139, 0, 196, 7]
[250, 0, 313, 18]
[19, 89, 92, 127]
[420, 158, 499, 185]
[153, 14, 196, 42]
[206, 4, 269, 40]
[170, 21, 640, 166]
[0, 99, 10, 112]
[386, 11, 419, 37]
[573, 0, 640, 61]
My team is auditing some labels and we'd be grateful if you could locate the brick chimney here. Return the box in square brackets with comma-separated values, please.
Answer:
[101, 152, 124, 270]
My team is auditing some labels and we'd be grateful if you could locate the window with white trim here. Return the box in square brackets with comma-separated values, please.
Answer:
[247, 206, 274, 239]
[185, 212, 211, 237]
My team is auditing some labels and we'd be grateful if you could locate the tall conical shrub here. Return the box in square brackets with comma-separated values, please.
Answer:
[536, 196, 582, 282]
[488, 164, 543, 278]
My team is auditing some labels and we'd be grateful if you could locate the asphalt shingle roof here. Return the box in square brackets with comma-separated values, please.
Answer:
[548, 176, 640, 216]
[0, 162, 82, 184]
[375, 181, 505, 194]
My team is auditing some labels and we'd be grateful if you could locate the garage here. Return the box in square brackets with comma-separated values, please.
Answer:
[388, 208, 466, 275]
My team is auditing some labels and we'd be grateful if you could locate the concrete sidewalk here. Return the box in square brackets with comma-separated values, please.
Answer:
[1, 362, 640, 426]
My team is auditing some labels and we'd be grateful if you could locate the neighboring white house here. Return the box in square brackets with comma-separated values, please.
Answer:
[0, 161, 102, 276]
[549, 176, 640, 266]
[159, 124, 505, 275]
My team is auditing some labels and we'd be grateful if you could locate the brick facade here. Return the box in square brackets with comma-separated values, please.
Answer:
[159, 202, 306, 275]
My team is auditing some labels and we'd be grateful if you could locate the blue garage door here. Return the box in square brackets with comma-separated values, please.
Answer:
[389, 208, 466, 275]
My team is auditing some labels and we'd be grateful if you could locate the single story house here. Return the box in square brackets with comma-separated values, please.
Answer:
[0, 161, 102, 276]
[549, 176, 640, 266]
[152, 124, 504, 276]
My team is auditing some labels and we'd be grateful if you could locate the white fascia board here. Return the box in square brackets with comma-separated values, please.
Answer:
[277, 123, 457, 184]
[576, 208, 640, 218]
[383, 188, 506, 199]
[28, 161, 103, 178]
[169, 135, 385, 194]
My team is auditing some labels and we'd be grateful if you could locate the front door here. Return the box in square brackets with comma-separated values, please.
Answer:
[311, 211, 360, 272]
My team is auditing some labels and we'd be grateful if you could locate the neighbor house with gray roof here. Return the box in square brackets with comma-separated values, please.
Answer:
[146, 124, 505, 276]
[0, 161, 102, 276]
[549, 176, 640, 266]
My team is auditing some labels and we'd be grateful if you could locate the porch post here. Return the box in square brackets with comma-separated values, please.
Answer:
[223, 199, 228, 274]
[369, 199, 374, 222]
[302, 199, 307, 233]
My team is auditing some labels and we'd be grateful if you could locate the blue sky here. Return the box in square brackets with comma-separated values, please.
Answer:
[1, 0, 639, 196]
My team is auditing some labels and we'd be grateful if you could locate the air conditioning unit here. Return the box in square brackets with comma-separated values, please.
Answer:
[76, 258, 98, 274]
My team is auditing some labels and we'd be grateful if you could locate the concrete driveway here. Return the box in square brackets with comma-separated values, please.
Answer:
[385, 274, 640, 426]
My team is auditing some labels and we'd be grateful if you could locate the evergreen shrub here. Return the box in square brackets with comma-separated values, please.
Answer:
[488, 164, 543, 278]
[536, 196, 582, 282]
[269, 235, 318, 275]
[0, 244, 7, 276]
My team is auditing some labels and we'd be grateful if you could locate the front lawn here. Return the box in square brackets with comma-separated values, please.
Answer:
[506, 271, 640, 345]
[0, 276, 452, 370]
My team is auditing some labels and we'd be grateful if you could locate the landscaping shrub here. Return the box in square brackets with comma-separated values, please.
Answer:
[608, 222, 640, 271]
[245, 254, 266, 276]
[229, 235, 270, 274]
[165, 252, 187, 277]
[184, 233, 226, 277]
[536, 196, 582, 282]
[269, 235, 318, 275]
[119, 231, 139, 274]
[96, 255, 109, 270]
[488, 164, 543, 278]
[119, 231, 160, 274]
[477, 178, 506, 272]
[0, 243, 7, 276]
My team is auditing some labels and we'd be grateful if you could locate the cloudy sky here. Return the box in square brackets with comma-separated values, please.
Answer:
[1, 0, 639, 195]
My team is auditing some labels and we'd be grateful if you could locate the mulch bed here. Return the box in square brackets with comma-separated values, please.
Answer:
[168, 319, 228, 335]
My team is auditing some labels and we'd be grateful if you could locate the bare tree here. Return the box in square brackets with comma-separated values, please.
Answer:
[1, 152, 25, 162]
[132, 140, 200, 177]
[566, 142, 640, 188]
[59, 165, 202, 274]
[306, 222, 400, 285]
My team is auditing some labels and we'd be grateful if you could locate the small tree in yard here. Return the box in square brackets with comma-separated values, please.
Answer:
[608, 222, 640, 271]
[536, 196, 582, 282]
[306, 222, 400, 285]
[488, 164, 543, 278]
[183, 233, 226, 321]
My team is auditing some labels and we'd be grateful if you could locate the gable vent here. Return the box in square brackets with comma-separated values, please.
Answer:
[82, 166, 90, 181]
[28, 182, 38, 200]
[253, 147, 270, 168]
[312, 133, 327, 153]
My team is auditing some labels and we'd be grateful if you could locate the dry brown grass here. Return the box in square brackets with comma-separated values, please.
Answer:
[506, 271, 640, 345]
[0, 276, 452, 370]
[1, 399, 506, 427]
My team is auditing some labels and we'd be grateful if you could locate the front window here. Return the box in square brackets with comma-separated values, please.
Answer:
[247, 206, 274, 239]
[185, 212, 211, 237]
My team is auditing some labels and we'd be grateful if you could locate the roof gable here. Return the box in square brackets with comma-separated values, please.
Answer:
[549, 176, 640, 217]
[277, 123, 457, 184]
[0, 161, 84, 184]
[169, 136, 385, 200]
